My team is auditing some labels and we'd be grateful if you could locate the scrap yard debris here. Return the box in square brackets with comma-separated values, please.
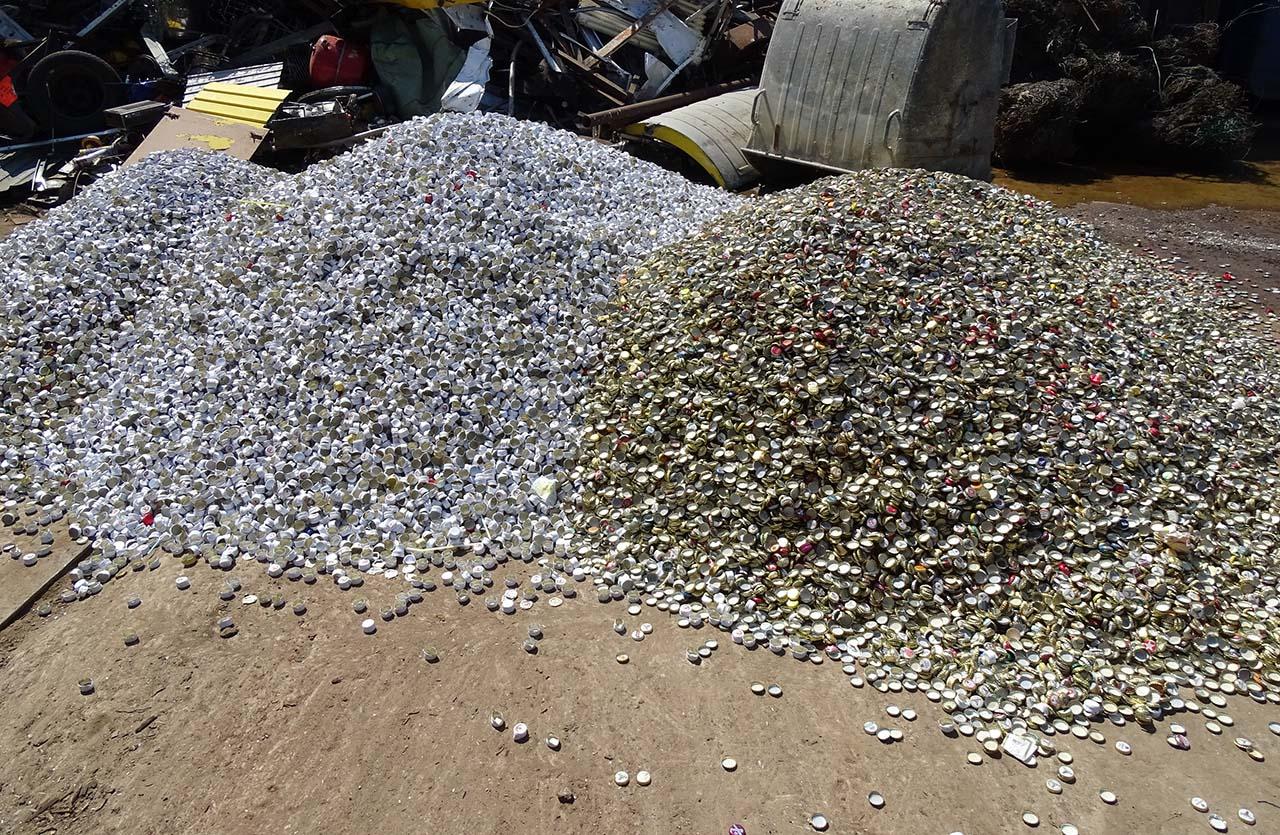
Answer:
[0, 0, 775, 204]
[1, 0, 1267, 214]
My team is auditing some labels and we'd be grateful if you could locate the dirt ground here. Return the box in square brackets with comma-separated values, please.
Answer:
[0, 516, 85, 631]
[2, 542, 1279, 835]
[0, 210, 34, 240]
[1067, 202, 1280, 304]
[1, 185, 1279, 835]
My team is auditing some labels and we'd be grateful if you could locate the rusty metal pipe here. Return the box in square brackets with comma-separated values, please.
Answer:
[583, 78, 753, 127]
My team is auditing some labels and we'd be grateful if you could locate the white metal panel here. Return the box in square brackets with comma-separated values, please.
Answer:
[183, 62, 285, 108]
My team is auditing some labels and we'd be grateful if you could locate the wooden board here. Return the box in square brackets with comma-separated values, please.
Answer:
[124, 106, 266, 167]
[0, 510, 89, 631]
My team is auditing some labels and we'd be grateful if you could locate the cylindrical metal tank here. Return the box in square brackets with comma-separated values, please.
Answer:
[744, 0, 1009, 180]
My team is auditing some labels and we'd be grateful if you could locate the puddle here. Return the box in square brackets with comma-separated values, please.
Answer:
[995, 157, 1280, 210]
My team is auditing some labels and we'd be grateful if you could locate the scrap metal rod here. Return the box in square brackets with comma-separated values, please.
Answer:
[523, 20, 563, 73]
[77, 0, 132, 38]
[583, 78, 753, 127]
[582, 0, 678, 70]
[230, 21, 335, 67]
[1, 129, 123, 152]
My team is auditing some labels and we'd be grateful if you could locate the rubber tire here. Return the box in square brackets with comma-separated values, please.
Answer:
[296, 85, 375, 104]
[22, 50, 122, 134]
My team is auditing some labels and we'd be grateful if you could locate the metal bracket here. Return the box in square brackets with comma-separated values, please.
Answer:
[167, 34, 223, 60]
[883, 109, 902, 156]
[0, 9, 33, 43]
[142, 33, 179, 78]
[77, 0, 134, 39]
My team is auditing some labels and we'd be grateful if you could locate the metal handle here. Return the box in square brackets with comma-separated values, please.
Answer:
[883, 109, 902, 155]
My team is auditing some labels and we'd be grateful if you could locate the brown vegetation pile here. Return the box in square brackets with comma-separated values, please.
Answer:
[1146, 67, 1256, 162]
[1153, 22, 1221, 68]
[1067, 50, 1157, 144]
[994, 79, 1081, 164]
[996, 2, 1253, 167]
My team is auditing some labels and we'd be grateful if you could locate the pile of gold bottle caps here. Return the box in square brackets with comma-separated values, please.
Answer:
[570, 169, 1280, 727]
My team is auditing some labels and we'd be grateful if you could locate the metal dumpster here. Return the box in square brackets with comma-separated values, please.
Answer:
[743, 0, 1009, 180]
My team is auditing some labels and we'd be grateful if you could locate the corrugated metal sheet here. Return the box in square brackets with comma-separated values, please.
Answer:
[182, 62, 285, 108]
[187, 81, 290, 128]
[624, 88, 759, 189]
[577, 0, 707, 63]
[745, 0, 928, 173]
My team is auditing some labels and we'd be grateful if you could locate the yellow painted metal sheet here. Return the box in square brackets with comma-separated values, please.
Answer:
[624, 122, 727, 187]
[187, 81, 289, 128]
[624, 89, 760, 190]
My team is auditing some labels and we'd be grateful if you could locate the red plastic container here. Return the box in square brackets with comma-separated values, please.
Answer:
[308, 35, 370, 88]
[0, 51, 18, 108]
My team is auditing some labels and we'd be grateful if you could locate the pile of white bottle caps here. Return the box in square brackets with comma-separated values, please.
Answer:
[0, 150, 283, 501]
[1, 113, 736, 589]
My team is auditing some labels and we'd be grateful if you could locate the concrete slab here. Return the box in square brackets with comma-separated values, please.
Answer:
[0, 507, 89, 630]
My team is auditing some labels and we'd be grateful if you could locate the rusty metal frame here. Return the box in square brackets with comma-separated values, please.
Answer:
[582, 0, 678, 70]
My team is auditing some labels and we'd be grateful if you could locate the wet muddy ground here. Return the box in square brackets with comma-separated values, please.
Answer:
[994, 158, 1280, 213]
[1067, 203, 1278, 308]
